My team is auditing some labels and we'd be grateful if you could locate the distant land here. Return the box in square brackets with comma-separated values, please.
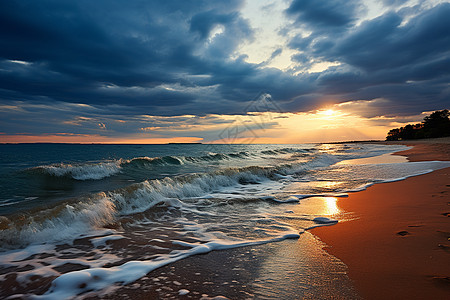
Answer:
[168, 142, 203, 145]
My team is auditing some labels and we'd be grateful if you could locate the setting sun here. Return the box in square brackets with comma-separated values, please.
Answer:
[322, 109, 335, 116]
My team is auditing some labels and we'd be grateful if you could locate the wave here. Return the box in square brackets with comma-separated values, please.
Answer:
[2, 156, 333, 248]
[4, 153, 449, 250]
[28, 161, 122, 180]
[24, 151, 256, 181]
[4, 151, 388, 248]
[184, 151, 250, 162]
[124, 155, 185, 167]
[124, 151, 252, 167]
[0, 193, 117, 248]
[102, 166, 276, 220]
[0, 166, 268, 247]
[261, 148, 311, 155]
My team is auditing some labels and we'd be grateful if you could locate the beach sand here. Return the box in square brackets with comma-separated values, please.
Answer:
[312, 138, 450, 299]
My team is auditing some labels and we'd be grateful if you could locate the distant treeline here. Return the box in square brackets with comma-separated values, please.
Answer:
[386, 109, 450, 141]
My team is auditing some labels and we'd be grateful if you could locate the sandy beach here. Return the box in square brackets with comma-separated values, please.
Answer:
[312, 138, 450, 299]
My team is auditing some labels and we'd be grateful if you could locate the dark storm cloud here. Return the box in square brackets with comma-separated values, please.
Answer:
[0, 0, 264, 110]
[287, 2, 450, 116]
[1, 0, 449, 139]
[379, 0, 407, 7]
[312, 5, 450, 72]
[0, 0, 316, 121]
[190, 10, 238, 39]
[286, 0, 361, 31]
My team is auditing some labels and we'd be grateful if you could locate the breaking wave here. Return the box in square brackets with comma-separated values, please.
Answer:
[24, 151, 264, 181]
[1, 155, 336, 248]
[28, 161, 122, 180]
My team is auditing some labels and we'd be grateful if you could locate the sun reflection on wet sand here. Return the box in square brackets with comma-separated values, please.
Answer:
[248, 196, 358, 299]
[323, 197, 340, 216]
[282, 196, 342, 218]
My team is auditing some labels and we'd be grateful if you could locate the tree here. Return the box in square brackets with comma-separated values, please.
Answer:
[385, 109, 450, 141]
[421, 109, 450, 138]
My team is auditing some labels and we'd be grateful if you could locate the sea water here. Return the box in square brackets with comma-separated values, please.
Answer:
[0, 143, 448, 298]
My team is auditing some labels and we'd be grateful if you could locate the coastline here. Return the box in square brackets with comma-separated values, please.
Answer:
[87, 139, 450, 299]
[7, 140, 448, 299]
[312, 138, 450, 299]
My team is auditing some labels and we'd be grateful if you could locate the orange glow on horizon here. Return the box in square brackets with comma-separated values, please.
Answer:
[0, 104, 403, 144]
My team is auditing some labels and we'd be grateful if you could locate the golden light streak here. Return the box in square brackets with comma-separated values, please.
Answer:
[323, 197, 340, 216]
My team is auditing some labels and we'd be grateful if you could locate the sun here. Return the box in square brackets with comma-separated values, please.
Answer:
[322, 109, 335, 116]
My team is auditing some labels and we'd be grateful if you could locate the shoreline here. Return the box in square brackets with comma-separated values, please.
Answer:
[5, 140, 448, 299]
[311, 138, 450, 299]
[89, 139, 449, 299]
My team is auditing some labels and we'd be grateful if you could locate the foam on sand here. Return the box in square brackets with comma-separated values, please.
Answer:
[36, 232, 301, 300]
[304, 217, 339, 230]
[90, 235, 127, 248]
[178, 289, 190, 295]
[313, 217, 338, 224]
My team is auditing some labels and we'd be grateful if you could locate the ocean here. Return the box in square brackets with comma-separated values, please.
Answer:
[0, 143, 449, 299]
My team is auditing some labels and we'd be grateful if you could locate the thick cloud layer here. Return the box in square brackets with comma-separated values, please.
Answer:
[0, 0, 308, 114]
[286, 0, 361, 31]
[288, 1, 450, 115]
[0, 0, 449, 139]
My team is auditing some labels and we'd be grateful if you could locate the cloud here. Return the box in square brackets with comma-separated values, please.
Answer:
[286, 0, 362, 31]
[0, 1, 257, 109]
[286, 2, 450, 115]
[314, 4, 450, 72]
[0, 0, 449, 142]
[190, 10, 238, 39]
[379, 0, 408, 7]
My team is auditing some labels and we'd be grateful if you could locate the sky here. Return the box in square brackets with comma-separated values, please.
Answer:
[0, 0, 449, 144]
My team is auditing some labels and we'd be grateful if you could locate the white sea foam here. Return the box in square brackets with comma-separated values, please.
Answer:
[313, 217, 338, 224]
[179, 289, 190, 295]
[0, 244, 55, 265]
[36, 161, 122, 180]
[200, 296, 230, 300]
[0, 194, 117, 248]
[35, 232, 300, 300]
[262, 195, 300, 203]
[90, 235, 127, 248]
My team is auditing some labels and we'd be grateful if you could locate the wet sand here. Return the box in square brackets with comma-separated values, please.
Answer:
[312, 138, 450, 299]
[88, 233, 359, 299]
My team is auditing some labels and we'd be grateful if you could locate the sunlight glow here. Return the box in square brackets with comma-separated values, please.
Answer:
[1, 102, 402, 144]
[322, 109, 335, 116]
[323, 197, 340, 216]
